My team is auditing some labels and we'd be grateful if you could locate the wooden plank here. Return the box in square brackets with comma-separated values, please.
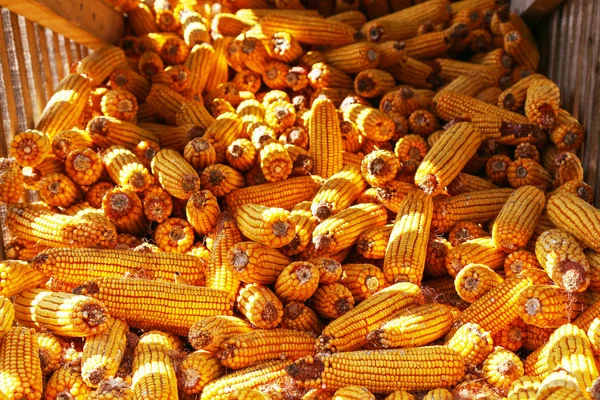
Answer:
[64, 37, 74, 70]
[75, 42, 83, 61]
[52, 32, 65, 80]
[0, 0, 125, 49]
[25, 20, 47, 119]
[0, 10, 20, 144]
[36, 24, 55, 98]
[9, 12, 34, 129]
[511, 0, 566, 23]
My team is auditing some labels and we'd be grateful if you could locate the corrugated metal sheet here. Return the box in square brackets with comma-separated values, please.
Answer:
[537, 0, 600, 205]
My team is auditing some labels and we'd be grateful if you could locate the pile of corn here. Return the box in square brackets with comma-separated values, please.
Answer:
[0, 0, 598, 398]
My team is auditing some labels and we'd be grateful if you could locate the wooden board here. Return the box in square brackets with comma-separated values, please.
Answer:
[0, 0, 124, 48]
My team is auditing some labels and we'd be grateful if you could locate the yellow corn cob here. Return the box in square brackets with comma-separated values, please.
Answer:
[87, 116, 158, 149]
[518, 284, 574, 328]
[0, 296, 14, 341]
[36, 74, 91, 139]
[180, 350, 224, 395]
[408, 109, 441, 137]
[356, 224, 393, 260]
[274, 261, 319, 302]
[432, 188, 514, 233]
[143, 84, 186, 124]
[258, 139, 293, 182]
[154, 217, 195, 253]
[504, 250, 542, 277]
[497, 73, 545, 111]
[200, 360, 293, 400]
[259, 14, 356, 46]
[226, 138, 257, 171]
[14, 289, 108, 337]
[343, 103, 395, 142]
[108, 67, 151, 102]
[285, 143, 313, 177]
[421, 235, 452, 278]
[535, 228, 590, 292]
[183, 138, 215, 172]
[0, 158, 24, 203]
[76, 277, 232, 336]
[514, 142, 541, 163]
[373, 41, 407, 69]
[523, 324, 554, 352]
[550, 109, 585, 151]
[202, 34, 229, 94]
[385, 390, 415, 400]
[184, 190, 219, 236]
[128, 3, 158, 35]
[250, 122, 278, 148]
[227, 241, 291, 285]
[201, 112, 243, 163]
[342, 151, 366, 170]
[316, 282, 423, 352]
[281, 302, 325, 336]
[115, 233, 142, 250]
[64, 147, 102, 186]
[457, 274, 531, 334]
[482, 347, 524, 392]
[554, 152, 584, 188]
[261, 61, 290, 91]
[189, 315, 253, 353]
[142, 184, 173, 223]
[455, 263, 504, 303]
[237, 283, 283, 329]
[311, 283, 356, 320]
[137, 124, 200, 152]
[4, 237, 49, 261]
[81, 318, 128, 387]
[504, 30, 539, 72]
[367, 303, 455, 349]
[235, 204, 296, 248]
[36, 331, 62, 376]
[150, 148, 200, 200]
[485, 154, 511, 185]
[37, 172, 80, 207]
[353, 69, 395, 98]
[102, 146, 152, 193]
[414, 122, 482, 195]
[492, 185, 545, 253]
[9, 129, 51, 167]
[218, 328, 315, 370]
[31, 247, 205, 287]
[340, 263, 387, 302]
[102, 187, 147, 236]
[524, 78, 560, 129]
[360, 150, 400, 188]
[434, 91, 530, 123]
[492, 318, 526, 352]
[265, 101, 296, 134]
[435, 58, 502, 87]
[131, 331, 179, 400]
[0, 260, 47, 298]
[476, 87, 503, 104]
[287, 346, 464, 393]
[285, 66, 309, 92]
[311, 166, 367, 221]
[383, 190, 432, 285]
[446, 322, 493, 365]
[308, 62, 354, 90]
[387, 57, 442, 89]
[333, 386, 375, 400]
[0, 326, 43, 399]
[447, 173, 498, 196]
[308, 96, 343, 179]
[584, 250, 600, 293]
[138, 51, 164, 80]
[201, 164, 245, 197]
[181, 11, 210, 47]
[360, 14, 420, 42]
[507, 376, 542, 399]
[100, 90, 138, 122]
[304, 257, 341, 285]
[446, 236, 505, 278]
[312, 203, 388, 256]
[6, 203, 117, 249]
[78, 46, 126, 85]
[323, 43, 380, 75]
[205, 212, 242, 298]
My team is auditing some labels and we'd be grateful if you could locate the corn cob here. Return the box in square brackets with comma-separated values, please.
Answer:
[138, 51, 164, 80]
[201, 112, 243, 163]
[76, 277, 232, 336]
[261, 61, 290, 90]
[250, 122, 278, 148]
[322, 43, 381, 75]
[227, 241, 291, 285]
[183, 190, 218, 236]
[367, 303, 455, 349]
[9, 129, 50, 167]
[445, 236, 505, 277]
[179, 350, 224, 395]
[137, 124, 200, 152]
[0, 260, 47, 298]
[281, 302, 325, 336]
[64, 148, 103, 186]
[102, 146, 152, 193]
[446, 322, 494, 365]
[81, 318, 128, 387]
[35, 331, 63, 376]
[37, 172, 81, 207]
[311, 283, 356, 319]
[143, 84, 186, 124]
[203, 212, 241, 298]
[257, 140, 292, 182]
[435, 58, 502, 87]
[447, 173, 497, 196]
[200, 360, 293, 400]
[310, 166, 367, 221]
[87, 116, 158, 149]
[131, 331, 179, 400]
[515, 143, 541, 163]
[504, 250, 542, 277]
[0, 326, 44, 399]
[102, 187, 147, 236]
[36, 74, 91, 139]
[0, 158, 24, 203]
[0, 296, 14, 342]
[308, 62, 354, 90]
[359, 150, 399, 188]
[485, 154, 511, 185]
[523, 78, 560, 129]
[218, 329, 315, 370]
[285, 143, 313, 176]
[342, 103, 395, 142]
[535, 228, 590, 293]
[497, 73, 545, 111]
[393, 134, 428, 169]
[234, 204, 295, 248]
[259, 14, 356, 46]
[408, 109, 440, 137]
[264, 31, 303, 64]
[189, 315, 253, 353]
[273, 261, 319, 302]
[372, 180, 415, 213]
[6, 203, 117, 249]
[457, 272, 528, 334]
[491, 317, 526, 352]
[201, 164, 245, 197]
[316, 281, 423, 352]
[482, 347, 524, 392]
[150, 148, 200, 200]
[227, 138, 257, 171]
[414, 122, 481, 195]
[455, 263, 504, 303]
[518, 284, 574, 328]
[237, 283, 283, 329]
[4, 237, 49, 261]
[232, 70, 262, 95]
[142, 184, 173, 223]
[476, 87, 503, 104]
[553, 155, 584, 192]
[507, 376, 542, 399]
[308, 96, 343, 178]
[550, 109, 585, 151]
[108, 67, 151, 102]
[78, 46, 126, 86]
[30, 247, 205, 286]
[128, 3, 158, 36]
[100, 90, 138, 122]
[339, 263, 385, 302]
[154, 217, 195, 253]
[14, 289, 108, 337]
[434, 91, 529, 123]
[287, 346, 464, 393]
[504, 30, 539, 72]
[356, 224, 393, 260]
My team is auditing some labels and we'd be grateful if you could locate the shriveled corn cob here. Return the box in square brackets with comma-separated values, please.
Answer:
[102, 187, 147, 236]
[227, 241, 291, 285]
[311, 283, 356, 320]
[14, 289, 109, 337]
[525, 78, 560, 129]
[282, 302, 325, 335]
[218, 329, 315, 370]
[81, 318, 128, 387]
[151, 148, 200, 199]
[367, 303, 455, 349]
[131, 331, 179, 400]
[455, 263, 504, 303]
[287, 346, 464, 393]
[0, 326, 44, 399]
[311, 166, 367, 221]
[201, 164, 245, 197]
[206, 212, 242, 298]
[9, 129, 50, 167]
[180, 350, 224, 395]
[87, 116, 158, 149]
[236, 283, 284, 329]
[189, 315, 253, 353]
[535, 228, 590, 293]
[142, 184, 173, 223]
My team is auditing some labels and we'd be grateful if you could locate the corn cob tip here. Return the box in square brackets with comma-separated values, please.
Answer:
[313, 234, 333, 252]
[557, 260, 588, 292]
[286, 356, 324, 382]
[262, 302, 280, 323]
[313, 201, 333, 220]
[417, 174, 439, 195]
[365, 329, 385, 348]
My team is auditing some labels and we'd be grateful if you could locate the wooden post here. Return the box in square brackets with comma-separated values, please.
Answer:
[0, 0, 125, 49]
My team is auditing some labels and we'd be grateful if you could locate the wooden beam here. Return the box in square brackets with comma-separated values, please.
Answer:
[511, 0, 566, 24]
[0, 0, 124, 49]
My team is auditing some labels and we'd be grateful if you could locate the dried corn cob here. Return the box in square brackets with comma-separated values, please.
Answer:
[408, 109, 440, 137]
[554, 152, 584, 187]
[323, 43, 380, 75]
[183, 137, 216, 170]
[236, 283, 283, 329]
[275, 261, 320, 302]
[504, 30, 539, 72]
[201, 164, 245, 197]
[36, 331, 62, 376]
[227, 241, 291, 285]
[265, 31, 303, 63]
[81, 318, 128, 387]
[356, 224, 393, 260]
[189, 315, 253, 353]
[518, 284, 574, 328]
[482, 347, 524, 392]
[287, 346, 464, 393]
[9, 129, 51, 167]
[138, 51, 164, 80]
[235, 204, 296, 248]
[151, 148, 200, 200]
[78, 46, 126, 86]
[514, 142, 541, 163]
[260, 14, 357, 46]
[354, 69, 395, 98]
[102, 146, 152, 193]
[311, 166, 367, 221]
[179, 350, 224, 395]
[311, 283, 355, 320]
[154, 217, 194, 253]
[102, 187, 147, 236]
[0, 158, 24, 203]
[140, 123, 203, 152]
[447, 173, 497, 196]
[0, 260, 47, 298]
[204, 212, 242, 298]
[87, 116, 158, 149]
[262, 61, 290, 90]
[0, 326, 43, 399]
[227, 138, 257, 171]
[108, 67, 151, 102]
[446, 322, 494, 365]
[100, 90, 138, 122]
[434, 92, 529, 123]
[492, 318, 526, 352]
[141, 184, 172, 223]
[14, 289, 108, 337]
[259, 139, 293, 182]
[308, 62, 354, 90]
[342, 103, 395, 142]
[339, 263, 386, 302]
[550, 109, 585, 151]
[128, 3, 158, 36]
[38, 172, 81, 207]
[282, 301, 325, 336]
[446, 237, 505, 277]
[504, 250, 542, 277]
[4, 237, 49, 261]
[455, 263, 504, 303]
[131, 331, 179, 400]
[218, 329, 315, 370]
[65, 148, 103, 186]
[309, 96, 343, 178]
[181, 12, 210, 47]
[524, 78, 560, 129]
[486, 154, 511, 185]
[447, 222, 488, 247]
